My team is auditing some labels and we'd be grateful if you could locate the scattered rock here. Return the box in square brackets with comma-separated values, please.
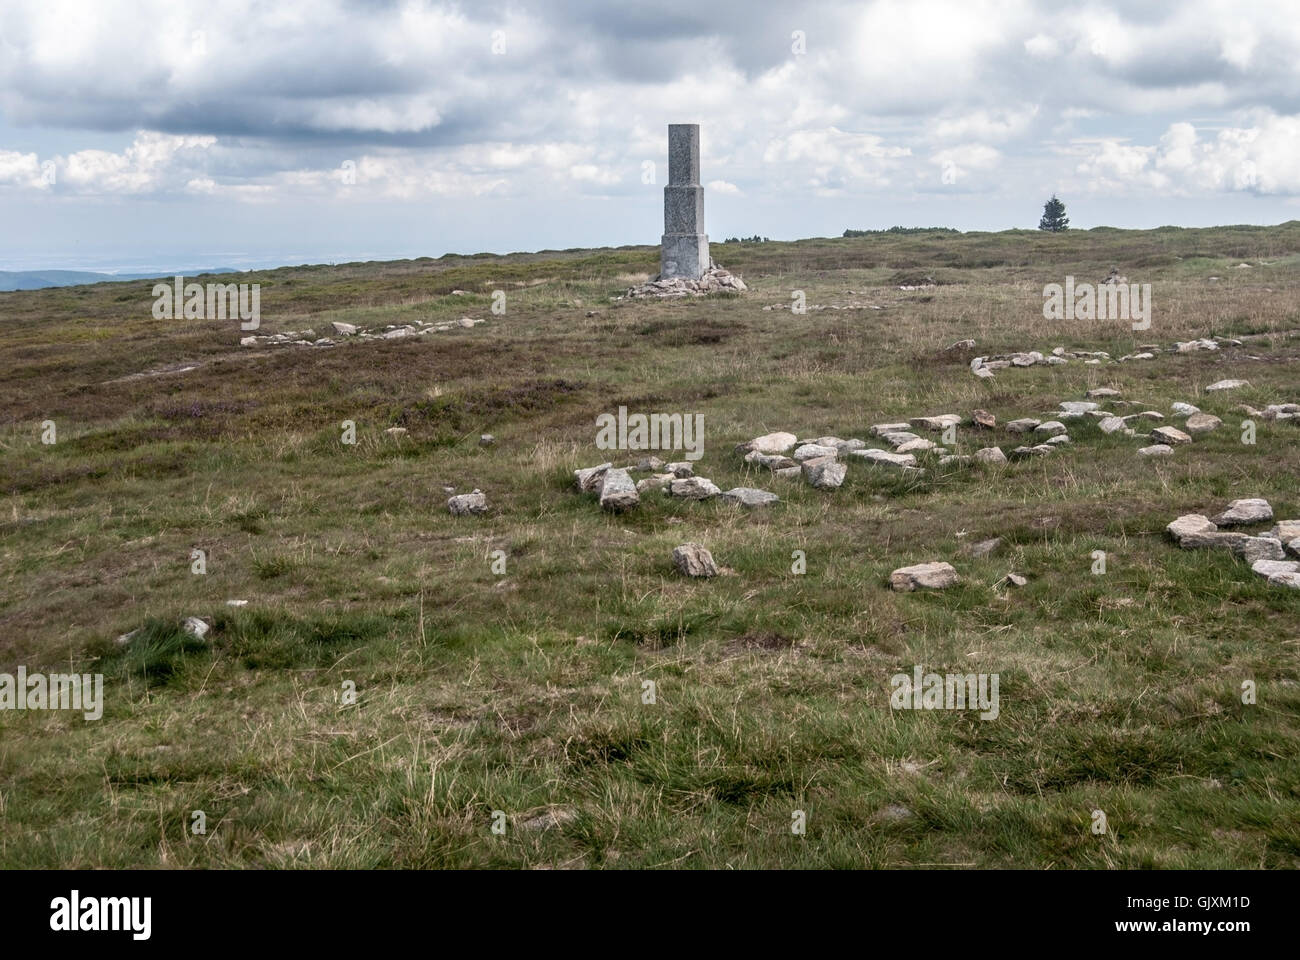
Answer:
[636, 474, 675, 494]
[1059, 401, 1099, 414]
[673, 543, 720, 578]
[1212, 498, 1273, 526]
[448, 490, 489, 516]
[1138, 444, 1173, 457]
[1097, 417, 1128, 434]
[853, 448, 918, 468]
[890, 561, 959, 592]
[331, 321, 358, 336]
[1086, 388, 1121, 399]
[479, 434, 496, 446]
[972, 409, 996, 429]
[666, 461, 695, 478]
[1004, 573, 1028, 587]
[520, 807, 579, 832]
[1267, 520, 1300, 542]
[182, 616, 210, 640]
[745, 451, 798, 471]
[871, 422, 911, 436]
[1268, 571, 1300, 589]
[1006, 418, 1040, 433]
[1034, 421, 1067, 437]
[385, 427, 408, 437]
[1171, 402, 1200, 416]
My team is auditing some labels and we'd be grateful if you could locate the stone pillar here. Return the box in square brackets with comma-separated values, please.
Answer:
[660, 124, 709, 280]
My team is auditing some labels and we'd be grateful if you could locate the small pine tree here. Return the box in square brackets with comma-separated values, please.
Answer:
[1039, 195, 1069, 232]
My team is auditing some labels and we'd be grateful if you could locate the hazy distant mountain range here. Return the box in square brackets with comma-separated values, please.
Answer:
[0, 268, 239, 292]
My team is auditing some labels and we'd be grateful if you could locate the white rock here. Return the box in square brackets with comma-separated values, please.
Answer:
[1098, 417, 1128, 434]
[1251, 559, 1300, 578]
[448, 490, 488, 515]
[1059, 401, 1099, 414]
[1171, 402, 1200, 416]
[1005, 418, 1040, 433]
[1205, 379, 1248, 391]
[910, 414, 961, 432]
[1167, 514, 1217, 540]
[1034, 421, 1067, 437]
[870, 422, 911, 436]
[890, 562, 959, 592]
[1268, 571, 1300, 589]
[895, 438, 938, 453]
[182, 617, 210, 640]
[1185, 413, 1222, 434]
[1150, 426, 1192, 445]
[1138, 444, 1173, 457]
[331, 322, 358, 336]
[666, 461, 694, 478]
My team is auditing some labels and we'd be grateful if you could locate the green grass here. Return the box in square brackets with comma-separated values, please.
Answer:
[1, 224, 1298, 868]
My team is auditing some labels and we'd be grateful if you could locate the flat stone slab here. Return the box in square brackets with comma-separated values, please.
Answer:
[1171, 402, 1200, 416]
[793, 443, 838, 461]
[1138, 444, 1173, 456]
[1167, 514, 1218, 540]
[910, 414, 961, 431]
[1059, 401, 1099, 414]
[739, 432, 797, 454]
[1213, 498, 1273, 526]
[669, 477, 720, 500]
[721, 487, 780, 507]
[1205, 379, 1248, 391]
[1151, 426, 1192, 445]
[1086, 388, 1121, 399]
[890, 561, 959, 592]
[1005, 418, 1040, 433]
[1185, 413, 1222, 434]
[1034, 421, 1067, 436]
[1252, 559, 1300, 578]
[852, 448, 918, 467]
[870, 422, 911, 436]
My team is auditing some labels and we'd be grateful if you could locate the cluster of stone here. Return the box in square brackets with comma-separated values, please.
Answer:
[968, 338, 1246, 379]
[241, 317, 485, 349]
[1167, 502, 1300, 587]
[621, 266, 747, 300]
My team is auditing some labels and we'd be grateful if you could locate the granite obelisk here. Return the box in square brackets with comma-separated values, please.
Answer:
[660, 124, 710, 280]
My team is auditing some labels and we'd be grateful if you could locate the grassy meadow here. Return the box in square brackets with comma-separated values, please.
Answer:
[1, 223, 1299, 868]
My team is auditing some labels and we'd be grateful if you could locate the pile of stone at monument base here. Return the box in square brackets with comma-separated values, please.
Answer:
[618, 263, 747, 300]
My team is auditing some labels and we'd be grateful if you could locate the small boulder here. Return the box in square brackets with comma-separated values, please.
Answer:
[182, 617, 210, 640]
[974, 446, 1007, 464]
[673, 543, 719, 578]
[448, 490, 488, 516]
[793, 443, 838, 462]
[669, 477, 721, 500]
[574, 463, 612, 493]
[1006, 418, 1040, 433]
[1138, 444, 1173, 457]
[1205, 379, 1248, 392]
[1167, 514, 1217, 540]
[1184, 413, 1222, 435]
[802, 456, 847, 490]
[890, 561, 959, 592]
[739, 432, 797, 455]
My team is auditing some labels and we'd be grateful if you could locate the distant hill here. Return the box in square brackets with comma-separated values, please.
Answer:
[0, 268, 239, 292]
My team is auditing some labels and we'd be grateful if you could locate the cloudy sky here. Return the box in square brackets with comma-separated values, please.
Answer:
[2, 0, 1299, 272]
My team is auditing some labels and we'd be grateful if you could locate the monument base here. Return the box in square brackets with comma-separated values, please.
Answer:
[660, 233, 710, 280]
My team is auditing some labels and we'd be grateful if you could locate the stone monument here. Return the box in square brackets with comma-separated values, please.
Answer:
[660, 124, 710, 280]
